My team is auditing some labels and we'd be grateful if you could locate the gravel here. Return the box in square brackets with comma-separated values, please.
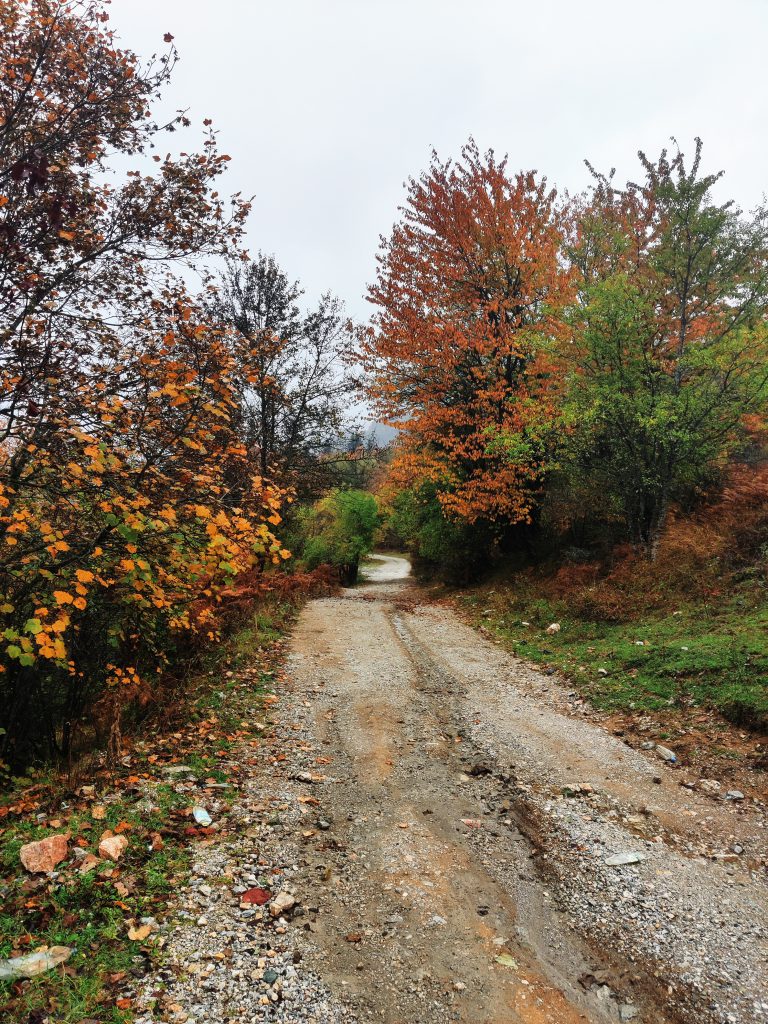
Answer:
[133, 556, 768, 1024]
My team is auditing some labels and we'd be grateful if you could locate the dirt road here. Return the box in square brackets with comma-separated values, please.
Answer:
[138, 555, 768, 1024]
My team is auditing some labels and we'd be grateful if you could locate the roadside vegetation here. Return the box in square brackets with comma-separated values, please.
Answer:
[367, 141, 768, 744]
[0, 590, 306, 1023]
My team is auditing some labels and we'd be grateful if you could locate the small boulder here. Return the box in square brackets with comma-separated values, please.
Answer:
[19, 834, 69, 874]
[545, 623, 561, 635]
[0, 945, 73, 981]
[98, 834, 129, 862]
[699, 778, 721, 794]
[269, 891, 296, 918]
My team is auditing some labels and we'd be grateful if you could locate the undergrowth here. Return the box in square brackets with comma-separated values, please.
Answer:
[0, 593, 305, 1024]
[460, 575, 768, 729]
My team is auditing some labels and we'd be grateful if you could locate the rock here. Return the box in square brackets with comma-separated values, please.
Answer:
[269, 891, 296, 918]
[604, 851, 647, 866]
[19, 834, 69, 873]
[98, 834, 128, 861]
[619, 1005, 639, 1021]
[726, 790, 745, 801]
[563, 782, 594, 798]
[655, 744, 677, 763]
[495, 953, 519, 969]
[545, 623, 561, 635]
[241, 886, 272, 906]
[699, 779, 721, 793]
[0, 945, 73, 980]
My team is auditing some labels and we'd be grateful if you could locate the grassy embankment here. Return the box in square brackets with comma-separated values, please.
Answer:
[456, 529, 768, 762]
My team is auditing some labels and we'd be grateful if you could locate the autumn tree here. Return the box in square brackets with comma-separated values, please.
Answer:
[565, 140, 768, 556]
[364, 140, 573, 546]
[0, 1, 286, 767]
[209, 254, 359, 497]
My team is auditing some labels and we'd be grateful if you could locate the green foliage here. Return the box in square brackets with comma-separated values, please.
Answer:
[460, 583, 768, 728]
[387, 483, 496, 584]
[565, 141, 768, 554]
[564, 274, 768, 548]
[299, 490, 379, 583]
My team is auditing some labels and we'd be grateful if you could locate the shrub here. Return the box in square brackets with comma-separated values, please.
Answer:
[299, 490, 379, 584]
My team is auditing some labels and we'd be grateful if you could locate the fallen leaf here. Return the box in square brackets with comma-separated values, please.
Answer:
[495, 953, 519, 969]
[240, 887, 272, 905]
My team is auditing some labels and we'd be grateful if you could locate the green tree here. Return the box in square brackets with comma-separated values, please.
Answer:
[387, 481, 496, 584]
[567, 140, 768, 556]
[301, 489, 379, 584]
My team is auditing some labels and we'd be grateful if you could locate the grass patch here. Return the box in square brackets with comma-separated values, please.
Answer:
[459, 579, 768, 728]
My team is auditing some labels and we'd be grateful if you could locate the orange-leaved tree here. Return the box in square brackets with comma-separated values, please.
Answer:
[363, 140, 573, 529]
[0, 0, 287, 767]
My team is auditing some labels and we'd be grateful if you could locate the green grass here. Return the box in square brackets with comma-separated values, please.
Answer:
[459, 581, 768, 728]
[0, 779, 189, 1023]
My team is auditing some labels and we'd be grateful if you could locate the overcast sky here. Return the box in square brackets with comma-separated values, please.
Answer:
[114, 0, 768, 322]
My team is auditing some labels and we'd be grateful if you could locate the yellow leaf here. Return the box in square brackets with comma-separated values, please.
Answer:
[53, 591, 73, 605]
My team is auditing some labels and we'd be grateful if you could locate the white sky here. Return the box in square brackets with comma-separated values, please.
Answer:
[114, 0, 768, 322]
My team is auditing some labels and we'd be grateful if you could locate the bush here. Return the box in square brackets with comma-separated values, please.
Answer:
[299, 490, 379, 584]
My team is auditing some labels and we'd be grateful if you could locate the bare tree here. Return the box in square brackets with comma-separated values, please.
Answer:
[210, 254, 360, 495]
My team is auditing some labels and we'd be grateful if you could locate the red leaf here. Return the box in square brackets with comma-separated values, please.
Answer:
[241, 887, 272, 905]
